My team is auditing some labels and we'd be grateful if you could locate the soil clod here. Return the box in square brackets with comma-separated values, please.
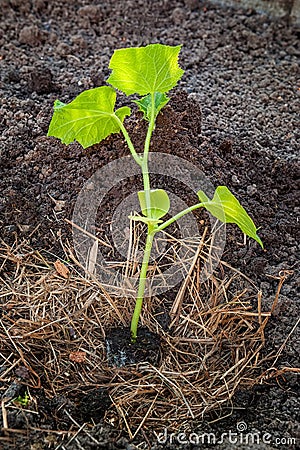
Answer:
[105, 327, 161, 367]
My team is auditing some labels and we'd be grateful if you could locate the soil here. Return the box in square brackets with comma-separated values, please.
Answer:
[105, 327, 161, 367]
[0, 0, 299, 449]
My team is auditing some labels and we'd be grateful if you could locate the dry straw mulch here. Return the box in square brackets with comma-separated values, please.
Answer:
[0, 237, 296, 439]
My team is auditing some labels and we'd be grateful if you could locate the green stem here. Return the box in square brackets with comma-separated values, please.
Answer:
[115, 116, 143, 167]
[143, 92, 156, 160]
[130, 225, 155, 342]
[155, 202, 205, 232]
[141, 92, 156, 215]
[116, 94, 159, 343]
[130, 202, 206, 342]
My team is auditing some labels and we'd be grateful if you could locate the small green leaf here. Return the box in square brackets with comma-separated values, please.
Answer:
[53, 99, 66, 110]
[13, 392, 30, 407]
[138, 189, 170, 220]
[134, 92, 169, 121]
[107, 43, 184, 96]
[198, 186, 263, 248]
[47, 86, 131, 148]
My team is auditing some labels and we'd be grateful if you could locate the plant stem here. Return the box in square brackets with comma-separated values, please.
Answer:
[130, 224, 155, 342]
[117, 94, 166, 343]
[143, 92, 156, 160]
[155, 202, 205, 232]
[141, 92, 156, 214]
[115, 116, 143, 167]
[130, 202, 206, 342]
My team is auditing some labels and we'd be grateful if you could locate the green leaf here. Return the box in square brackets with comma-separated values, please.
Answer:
[138, 189, 170, 220]
[47, 86, 131, 148]
[198, 186, 263, 248]
[107, 43, 184, 96]
[53, 99, 66, 110]
[134, 92, 169, 121]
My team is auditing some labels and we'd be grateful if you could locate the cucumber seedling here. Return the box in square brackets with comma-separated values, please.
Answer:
[48, 43, 263, 343]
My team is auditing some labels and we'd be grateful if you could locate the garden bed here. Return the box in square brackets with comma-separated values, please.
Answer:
[0, 1, 299, 449]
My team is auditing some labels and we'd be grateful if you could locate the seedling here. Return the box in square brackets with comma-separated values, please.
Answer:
[13, 391, 30, 407]
[48, 44, 263, 343]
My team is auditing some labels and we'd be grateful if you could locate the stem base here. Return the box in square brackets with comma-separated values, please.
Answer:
[105, 326, 161, 367]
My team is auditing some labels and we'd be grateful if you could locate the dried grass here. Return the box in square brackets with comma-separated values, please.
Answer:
[0, 236, 297, 438]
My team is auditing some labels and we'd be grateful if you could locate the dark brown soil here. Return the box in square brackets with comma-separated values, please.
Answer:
[0, 0, 299, 449]
[105, 327, 161, 367]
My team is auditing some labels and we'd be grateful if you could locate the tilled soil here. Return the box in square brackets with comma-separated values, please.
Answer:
[0, 0, 299, 449]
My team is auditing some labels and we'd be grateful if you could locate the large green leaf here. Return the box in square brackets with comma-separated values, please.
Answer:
[47, 86, 131, 148]
[198, 186, 263, 248]
[138, 189, 170, 220]
[107, 44, 184, 96]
